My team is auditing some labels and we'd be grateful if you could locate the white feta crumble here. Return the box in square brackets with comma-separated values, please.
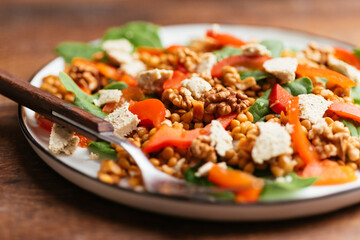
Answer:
[104, 102, 140, 137]
[49, 123, 79, 155]
[196, 53, 217, 75]
[195, 161, 227, 178]
[181, 76, 212, 99]
[120, 60, 146, 78]
[102, 39, 133, 53]
[209, 120, 233, 157]
[241, 43, 271, 57]
[311, 118, 328, 135]
[327, 55, 360, 85]
[285, 123, 294, 134]
[298, 94, 332, 123]
[89, 152, 100, 160]
[263, 57, 298, 83]
[137, 68, 173, 94]
[251, 122, 293, 164]
[93, 89, 122, 107]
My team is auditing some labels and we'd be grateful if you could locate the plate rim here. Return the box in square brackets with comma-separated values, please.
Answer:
[18, 23, 360, 207]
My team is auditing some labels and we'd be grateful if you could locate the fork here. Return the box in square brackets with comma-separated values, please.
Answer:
[0, 70, 244, 201]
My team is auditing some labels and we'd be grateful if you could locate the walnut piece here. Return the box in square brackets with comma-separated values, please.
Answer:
[162, 87, 193, 110]
[301, 41, 334, 66]
[190, 136, 217, 163]
[176, 47, 200, 73]
[200, 86, 250, 116]
[68, 61, 100, 92]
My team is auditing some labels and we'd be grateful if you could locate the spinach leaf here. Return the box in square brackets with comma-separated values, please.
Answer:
[282, 77, 313, 96]
[88, 142, 117, 161]
[59, 72, 108, 119]
[240, 71, 270, 81]
[341, 118, 360, 137]
[184, 166, 215, 187]
[351, 86, 360, 105]
[55, 42, 102, 64]
[213, 46, 242, 61]
[248, 77, 313, 122]
[260, 172, 317, 201]
[260, 40, 284, 57]
[104, 82, 128, 90]
[103, 21, 162, 48]
[248, 89, 271, 123]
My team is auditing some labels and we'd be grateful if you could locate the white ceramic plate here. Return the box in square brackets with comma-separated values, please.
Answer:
[19, 24, 360, 221]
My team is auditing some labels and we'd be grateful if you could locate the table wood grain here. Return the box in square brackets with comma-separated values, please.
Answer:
[2, 0, 360, 239]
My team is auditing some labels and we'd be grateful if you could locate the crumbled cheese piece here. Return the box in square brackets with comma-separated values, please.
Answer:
[137, 69, 173, 94]
[102, 39, 133, 53]
[241, 43, 271, 57]
[107, 51, 133, 64]
[120, 60, 146, 78]
[104, 102, 140, 137]
[328, 55, 360, 85]
[93, 89, 122, 107]
[49, 123, 79, 155]
[263, 57, 298, 83]
[209, 120, 233, 157]
[195, 161, 227, 178]
[89, 152, 100, 160]
[181, 76, 212, 99]
[298, 94, 332, 123]
[285, 123, 294, 134]
[311, 118, 328, 135]
[252, 122, 293, 164]
[196, 53, 217, 75]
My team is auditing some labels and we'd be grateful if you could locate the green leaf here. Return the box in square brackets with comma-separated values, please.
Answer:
[354, 48, 360, 59]
[248, 77, 313, 122]
[260, 40, 284, 57]
[55, 42, 102, 63]
[59, 72, 108, 119]
[184, 166, 215, 187]
[351, 86, 360, 105]
[240, 71, 270, 81]
[213, 46, 242, 61]
[104, 82, 128, 90]
[260, 172, 318, 201]
[248, 89, 271, 123]
[281, 77, 313, 96]
[341, 118, 360, 137]
[103, 21, 162, 48]
[88, 142, 117, 161]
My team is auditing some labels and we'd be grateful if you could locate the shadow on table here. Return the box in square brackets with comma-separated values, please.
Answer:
[7, 107, 360, 239]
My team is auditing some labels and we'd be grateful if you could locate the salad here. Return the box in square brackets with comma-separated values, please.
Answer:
[37, 21, 360, 203]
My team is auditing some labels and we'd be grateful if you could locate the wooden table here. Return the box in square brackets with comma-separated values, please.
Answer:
[1, 0, 360, 239]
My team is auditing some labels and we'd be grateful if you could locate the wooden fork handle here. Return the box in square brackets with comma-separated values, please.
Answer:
[0, 70, 114, 139]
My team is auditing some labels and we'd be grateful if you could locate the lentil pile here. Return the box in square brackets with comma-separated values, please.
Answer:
[39, 22, 360, 203]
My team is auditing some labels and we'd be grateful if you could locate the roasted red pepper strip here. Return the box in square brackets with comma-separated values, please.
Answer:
[334, 46, 360, 70]
[128, 99, 166, 128]
[136, 46, 164, 56]
[211, 55, 271, 77]
[208, 165, 264, 203]
[288, 97, 319, 165]
[162, 70, 189, 90]
[296, 64, 356, 88]
[206, 30, 246, 47]
[269, 84, 293, 114]
[328, 102, 360, 123]
[143, 112, 237, 153]
[37, 118, 54, 132]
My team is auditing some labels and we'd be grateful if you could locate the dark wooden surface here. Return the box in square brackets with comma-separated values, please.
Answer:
[2, 0, 360, 239]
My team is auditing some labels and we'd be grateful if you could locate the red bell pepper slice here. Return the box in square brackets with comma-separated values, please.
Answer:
[288, 97, 319, 165]
[37, 118, 54, 132]
[166, 45, 184, 53]
[208, 165, 264, 203]
[296, 64, 356, 88]
[269, 84, 293, 114]
[328, 102, 360, 123]
[143, 112, 237, 153]
[136, 47, 164, 56]
[211, 55, 271, 77]
[206, 30, 246, 47]
[334, 46, 360, 70]
[75, 134, 91, 148]
[162, 70, 189, 90]
[128, 99, 166, 128]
